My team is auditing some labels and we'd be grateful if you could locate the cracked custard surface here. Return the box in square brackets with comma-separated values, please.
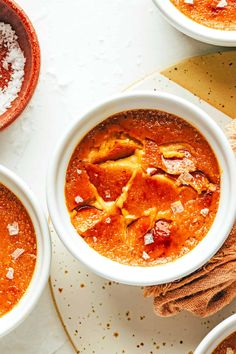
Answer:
[65, 109, 220, 266]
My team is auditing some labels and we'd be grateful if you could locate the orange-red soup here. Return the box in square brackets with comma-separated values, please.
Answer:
[65, 109, 220, 266]
[0, 184, 37, 316]
[170, 0, 236, 30]
[212, 331, 236, 353]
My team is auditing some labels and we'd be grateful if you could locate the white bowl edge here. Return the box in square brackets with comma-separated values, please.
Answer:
[0, 165, 51, 337]
[153, 0, 236, 46]
[195, 314, 236, 353]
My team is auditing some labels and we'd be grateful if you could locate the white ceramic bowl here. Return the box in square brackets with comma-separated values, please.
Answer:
[47, 91, 236, 286]
[153, 0, 236, 46]
[0, 165, 51, 337]
[195, 314, 236, 353]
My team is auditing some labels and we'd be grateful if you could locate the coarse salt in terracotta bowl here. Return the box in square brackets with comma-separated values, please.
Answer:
[0, 0, 40, 130]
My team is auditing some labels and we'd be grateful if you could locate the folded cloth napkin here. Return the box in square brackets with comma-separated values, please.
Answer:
[145, 223, 236, 317]
[145, 121, 236, 318]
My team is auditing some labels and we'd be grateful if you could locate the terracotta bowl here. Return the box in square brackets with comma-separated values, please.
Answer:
[0, 0, 40, 130]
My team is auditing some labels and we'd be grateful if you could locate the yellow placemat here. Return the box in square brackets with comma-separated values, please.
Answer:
[162, 51, 236, 119]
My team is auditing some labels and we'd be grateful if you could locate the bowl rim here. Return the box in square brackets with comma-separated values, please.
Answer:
[47, 91, 236, 286]
[0, 165, 51, 337]
[152, 0, 236, 46]
[0, 0, 41, 130]
[195, 314, 236, 353]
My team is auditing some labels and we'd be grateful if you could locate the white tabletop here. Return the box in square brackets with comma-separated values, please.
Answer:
[0, 0, 219, 353]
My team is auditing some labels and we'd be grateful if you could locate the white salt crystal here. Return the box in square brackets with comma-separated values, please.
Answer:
[75, 195, 83, 204]
[200, 208, 209, 217]
[171, 200, 184, 214]
[217, 0, 227, 7]
[7, 221, 19, 236]
[177, 172, 193, 186]
[11, 248, 25, 260]
[144, 232, 154, 245]
[184, 0, 194, 4]
[6, 267, 14, 280]
[0, 22, 26, 114]
[142, 251, 150, 260]
[146, 167, 157, 176]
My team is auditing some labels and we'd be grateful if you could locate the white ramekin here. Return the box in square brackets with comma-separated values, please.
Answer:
[0, 165, 51, 337]
[47, 91, 236, 286]
[195, 314, 236, 353]
[153, 0, 236, 46]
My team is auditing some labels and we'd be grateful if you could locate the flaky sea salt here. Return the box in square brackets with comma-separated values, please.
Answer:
[6, 267, 14, 280]
[0, 22, 26, 114]
[105, 217, 111, 224]
[146, 167, 157, 176]
[217, 0, 227, 8]
[171, 200, 184, 214]
[177, 172, 193, 186]
[7, 221, 19, 236]
[144, 232, 154, 245]
[142, 251, 150, 260]
[200, 208, 209, 217]
[75, 195, 84, 204]
[11, 248, 25, 260]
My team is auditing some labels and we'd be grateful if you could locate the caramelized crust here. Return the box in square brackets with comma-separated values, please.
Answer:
[170, 0, 236, 31]
[65, 109, 220, 266]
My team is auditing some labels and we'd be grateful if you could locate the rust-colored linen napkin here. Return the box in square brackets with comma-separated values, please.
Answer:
[145, 121, 236, 318]
[145, 224, 236, 317]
